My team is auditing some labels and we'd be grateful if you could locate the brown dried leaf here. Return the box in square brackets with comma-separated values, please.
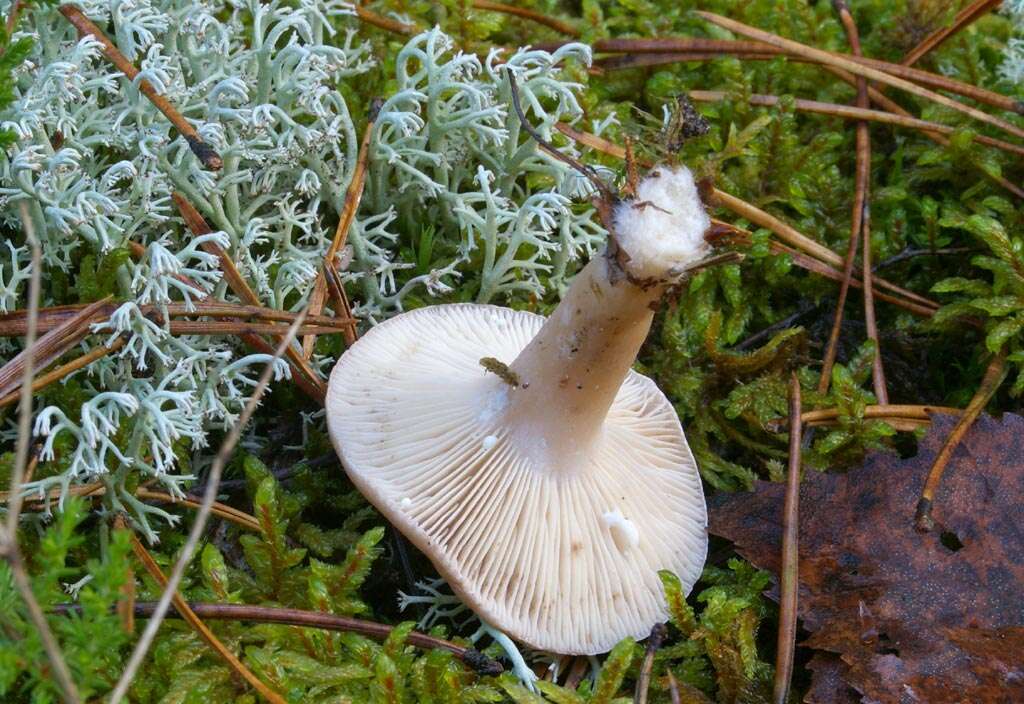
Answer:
[709, 413, 1024, 704]
[804, 654, 858, 704]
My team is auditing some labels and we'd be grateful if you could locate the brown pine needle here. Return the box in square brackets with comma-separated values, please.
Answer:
[303, 101, 379, 358]
[778, 244, 939, 317]
[170, 321, 342, 336]
[123, 216, 326, 405]
[128, 235, 327, 401]
[353, 5, 418, 35]
[129, 535, 287, 704]
[1, 318, 341, 338]
[684, 91, 1024, 158]
[915, 350, 1007, 532]
[0, 305, 351, 337]
[860, 204, 888, 403]
[0, 301, 349, 333]
[471, 0, 579, 37]
[830, 0, 888, 404]
[595, 51, 775, 71]
[563, 657, 589, 690]
[324, 261, 357, 346]
[800, 403, 962, 426]
[592, 35, 1024, 117]
[819, 0, 868, 397]
[551, 122, 941, 317]
[634, 623, 666, 704]
[666, 670, 683, 704]
[112, 517, 136, 635]
[239, 333, 326, 404]
[173, 194, 259, 307]
[709, 189, 939, 311]
[5, 483, 260, 534]
[822, 64, 1024, 200]
[902, 0, 1003, 67]
[695, 10, 1024, 136]
[592, 37, 769, 54]
[0, 296, 111, 398]
[172, 193, 327, 400]
[54, 601, 504, 674]
[4, 1, 21, 36]
[0, 336, 126, 410]
[773, 373, 802, 704]
[555, 121, 629, 160]
[58, 5, 221, 170]
[0, 203, 82, 704]
[108, 311, 307, 704]
[134, 489, 261, 533]
[593, 55, 1024, 196]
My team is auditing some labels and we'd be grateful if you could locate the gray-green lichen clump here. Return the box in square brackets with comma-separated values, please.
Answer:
[0, 0, 600, 536]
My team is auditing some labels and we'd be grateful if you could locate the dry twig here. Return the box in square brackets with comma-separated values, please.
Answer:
[685, 91, 1024, 158]
[128, 534, 287, 703]
[134, 489, 261, 532]
[666, 670, 682, 704]
[0, 297, 110, 399]
[901, 0, 1003, 67]
[58, 5, 222, 170]
[552, 122, 941, 317]
[695, 11, 1024, 138]
[353, 5, 418, 35]
[54, 601, 504, 674]
[823, 0, 888, 403]
[107, 310, 308, 704]
[634, 623, 666, 704]
[590, 35, 1024, 117]
[324, 261, 358, 346]
[0, 336, 127, 409]
[172, 192, 327, 401]
[512, 75, 616, 204]
[915, 350, 1007, 532]
[0, 203, 81, 703]
[303, 100, 380, 358]
[471, 0, 579, 37]
[773, 373, 802, 704]
[800, 403, 961, 427]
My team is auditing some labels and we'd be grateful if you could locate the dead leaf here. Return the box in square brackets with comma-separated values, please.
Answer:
[709, 413, 1024, 703]
[804, 654, 858, 704]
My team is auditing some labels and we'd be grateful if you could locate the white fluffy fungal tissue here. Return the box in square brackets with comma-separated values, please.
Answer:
[602, 509, 640, 552]
[612, 166, 711, 279]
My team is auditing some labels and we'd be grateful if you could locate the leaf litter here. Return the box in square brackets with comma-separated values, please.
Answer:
[709, 413, 1024, 703]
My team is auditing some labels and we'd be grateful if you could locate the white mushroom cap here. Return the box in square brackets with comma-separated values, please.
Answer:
[326, 303, 708, 654]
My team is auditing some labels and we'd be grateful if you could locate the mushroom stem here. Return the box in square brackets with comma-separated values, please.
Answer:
[505, 166, 711, 471]
[506, 253, 668, 466]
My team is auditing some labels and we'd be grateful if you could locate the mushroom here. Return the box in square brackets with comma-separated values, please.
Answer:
[327, 166, 710, 655]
